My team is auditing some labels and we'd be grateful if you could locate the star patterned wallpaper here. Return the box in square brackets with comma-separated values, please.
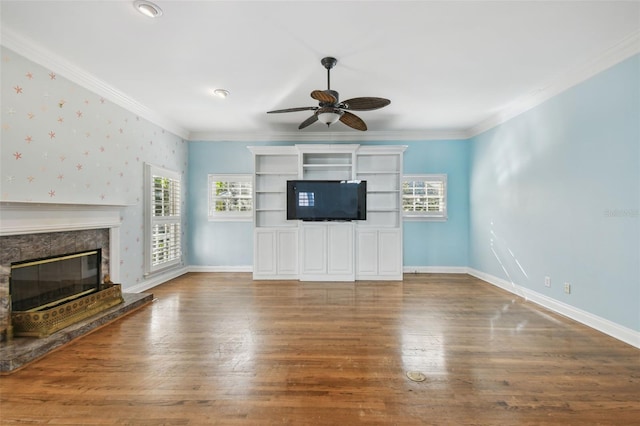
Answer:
[1, 46, 188, 288]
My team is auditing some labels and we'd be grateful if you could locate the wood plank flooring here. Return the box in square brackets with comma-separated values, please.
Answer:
[1, 273, 638, 425]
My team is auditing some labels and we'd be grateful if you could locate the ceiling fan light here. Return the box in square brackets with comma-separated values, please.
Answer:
[134, 1, 163, 18]
[317, 111, 341, 125]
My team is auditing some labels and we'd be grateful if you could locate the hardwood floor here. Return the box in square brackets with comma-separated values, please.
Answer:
[1, 273, 638, 425]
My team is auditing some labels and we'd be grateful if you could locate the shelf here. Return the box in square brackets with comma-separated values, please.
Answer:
[357, 171, 400, 175]
[256, 208, 286, 212]
[256, 171, 298, 175]
[255, 190, 286, 194]
[303, 164, 352, 169]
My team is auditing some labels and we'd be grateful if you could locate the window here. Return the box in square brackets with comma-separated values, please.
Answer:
[208, 174, 252, 221]
[402, 174, 447, 220]
[144, 164, 182, 274]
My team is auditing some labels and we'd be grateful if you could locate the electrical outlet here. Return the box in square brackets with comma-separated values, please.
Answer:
[545, 276, 551, 287]
[564, 282, 571, 294]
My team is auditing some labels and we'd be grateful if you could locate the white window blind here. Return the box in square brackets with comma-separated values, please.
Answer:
[145, 164, 182, 274]
[402, 174, 447, 220]
[208, 174, 252, 221]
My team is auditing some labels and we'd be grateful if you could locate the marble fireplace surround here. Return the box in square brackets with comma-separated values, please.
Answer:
[0, 202, 152, 372]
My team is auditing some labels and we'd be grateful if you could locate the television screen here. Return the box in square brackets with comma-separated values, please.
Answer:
[287, 180, 367, 221]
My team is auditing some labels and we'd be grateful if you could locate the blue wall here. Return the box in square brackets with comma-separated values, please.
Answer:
[187, 140, 470, 268]
[187, 142, 255, 267]
[469, 54, 640, 331]
[400, 140, 470, 267]
[187, 54, 639, 335]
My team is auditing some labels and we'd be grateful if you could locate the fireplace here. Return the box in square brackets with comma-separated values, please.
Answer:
[11, 249, 103, 312]
[0, 202, 123, 342]
[7, 248, 124, 338]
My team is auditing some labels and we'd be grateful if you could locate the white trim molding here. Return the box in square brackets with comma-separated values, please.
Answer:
[468, 268, 640, 350]
[468, 29, 640, 137]
[189, 129, 469, 143]
[403, 266, 468, 274]
[127, 266, 189, 294]
[188, 265, 253, 273]
[0, 202, 123, 236]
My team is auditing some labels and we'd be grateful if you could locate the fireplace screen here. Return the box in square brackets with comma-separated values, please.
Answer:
[10, 249, 101, 312]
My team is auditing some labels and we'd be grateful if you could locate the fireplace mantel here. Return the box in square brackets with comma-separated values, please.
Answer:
[0, 201, 125, 282]
[0, 201, 127, 236]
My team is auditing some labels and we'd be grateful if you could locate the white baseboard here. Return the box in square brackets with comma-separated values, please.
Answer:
[126, 266, 189, 294]
[467, 268, 640, 349]
[187, 265, 253, 273]
[403, 266, 469, 274]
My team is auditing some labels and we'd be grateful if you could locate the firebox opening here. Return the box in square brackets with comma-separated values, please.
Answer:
[10, 249, 102, 312]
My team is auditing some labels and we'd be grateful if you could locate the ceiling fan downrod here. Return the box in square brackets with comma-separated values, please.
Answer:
[321, 57, 337, 91]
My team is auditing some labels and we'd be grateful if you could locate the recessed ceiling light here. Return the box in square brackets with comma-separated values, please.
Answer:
[134, 1, 163, 18]
[213, 89, 230, 99]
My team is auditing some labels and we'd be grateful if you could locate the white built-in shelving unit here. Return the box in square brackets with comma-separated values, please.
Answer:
[253, 148, 298, 228]
[248, 144, 406, 281]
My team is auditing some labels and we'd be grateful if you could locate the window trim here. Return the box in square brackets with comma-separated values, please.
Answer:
[207, 174, 253, 222]
[402, 174, 448, 221]
[144, 163, 182, 276]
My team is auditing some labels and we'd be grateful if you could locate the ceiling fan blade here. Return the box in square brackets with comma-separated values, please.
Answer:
[340, 111, 367, 131]
[341, 97, 391, 111]
[298, 114, 319, 129]
[267, 106, 317, 114]
[311, 90, 337, 104]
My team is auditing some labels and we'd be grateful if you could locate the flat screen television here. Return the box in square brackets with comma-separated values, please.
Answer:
[287, 180, 367, 221]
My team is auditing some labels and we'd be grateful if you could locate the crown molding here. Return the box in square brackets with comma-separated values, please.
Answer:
[4, 25, 638, 143]
[468, 29, 640, 138]
[1, 28, 463, 143]
[0, 28, 189, 140]
[188, 128, 469, 143]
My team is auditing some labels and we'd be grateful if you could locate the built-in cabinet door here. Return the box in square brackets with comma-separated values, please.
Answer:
[356, 228, 402, 280]
[378, 229, 402, 278]
[327, 224, 354, 276]
[356, 229, 378, 276]
[254, 229, 276, 277]
[277, 229, 298, 275]
[254, 228, 298, 279]
[300, 225, 327, 276]
[299, 223, 355, 281]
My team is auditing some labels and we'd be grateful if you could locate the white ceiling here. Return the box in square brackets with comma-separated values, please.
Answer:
[2, 1, 639, 141]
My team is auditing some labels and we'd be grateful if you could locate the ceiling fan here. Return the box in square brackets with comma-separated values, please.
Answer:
[267, 57, 390, 131]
